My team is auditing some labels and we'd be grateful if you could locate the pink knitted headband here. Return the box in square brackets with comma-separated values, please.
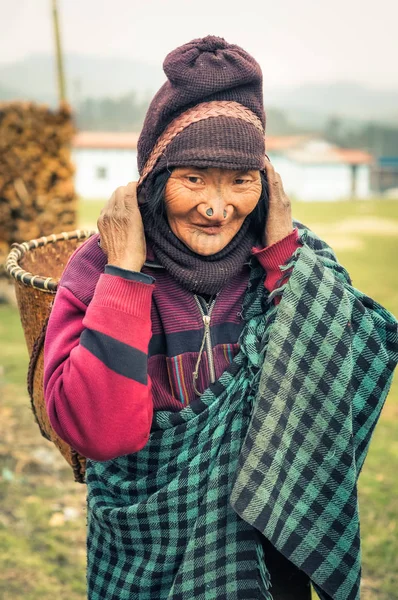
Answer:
[137, 100, 265, 188]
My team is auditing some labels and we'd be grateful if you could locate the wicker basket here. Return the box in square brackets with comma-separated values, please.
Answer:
[5, 230, 96, 483]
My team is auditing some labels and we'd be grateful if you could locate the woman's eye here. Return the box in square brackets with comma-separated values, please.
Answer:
[235, 178, 249, 185]
[187, 176, 201, 184]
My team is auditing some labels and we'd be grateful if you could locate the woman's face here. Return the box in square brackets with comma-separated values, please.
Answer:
[164, 167, 262, 256]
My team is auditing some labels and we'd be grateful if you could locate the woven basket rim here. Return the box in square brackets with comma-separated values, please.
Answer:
[5, 229, 97, 293]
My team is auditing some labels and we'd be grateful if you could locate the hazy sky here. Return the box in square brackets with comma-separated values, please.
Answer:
[1, 0, 397, 89]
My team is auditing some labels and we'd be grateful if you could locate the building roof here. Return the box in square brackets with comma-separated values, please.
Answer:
[73, 131, 140, 149]
[72, 132, 373, 165]
[265, 135, 314, 152]
[334, 148, 373, 165]
[287, 143, 373, 165]
[72, 132, 314, 152]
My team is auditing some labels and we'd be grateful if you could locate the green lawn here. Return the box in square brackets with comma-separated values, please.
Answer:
[78, 198, 105, 229]
[0, 197, 397, 599]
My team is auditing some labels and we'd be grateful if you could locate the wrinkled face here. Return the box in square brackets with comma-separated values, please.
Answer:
[164, 167, 262, 256]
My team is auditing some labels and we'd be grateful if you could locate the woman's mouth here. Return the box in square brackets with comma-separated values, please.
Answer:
[195, 224, 224, 235]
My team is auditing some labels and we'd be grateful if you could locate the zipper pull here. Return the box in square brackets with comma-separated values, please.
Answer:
[193, 318, 209, 396]
[202, 314, 216, 384]
[203, 315, 211, 328]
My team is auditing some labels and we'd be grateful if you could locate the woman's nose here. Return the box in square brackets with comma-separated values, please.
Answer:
[198, 195, 228, 220]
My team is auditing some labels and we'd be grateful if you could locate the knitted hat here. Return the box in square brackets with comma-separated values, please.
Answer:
[137, 36, 266, 189]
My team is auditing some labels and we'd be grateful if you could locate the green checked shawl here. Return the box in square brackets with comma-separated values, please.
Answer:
[86, 223, 398, 600]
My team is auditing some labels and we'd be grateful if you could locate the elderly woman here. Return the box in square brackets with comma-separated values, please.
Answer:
[44, 37, 397, 600]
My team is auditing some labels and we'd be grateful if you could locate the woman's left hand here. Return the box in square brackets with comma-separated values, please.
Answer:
[263, 159, 293, 247]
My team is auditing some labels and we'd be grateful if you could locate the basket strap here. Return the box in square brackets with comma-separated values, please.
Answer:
[71, 450, 86, 484]
[27, 305, 86, 484]
[27, 309, 52, 441]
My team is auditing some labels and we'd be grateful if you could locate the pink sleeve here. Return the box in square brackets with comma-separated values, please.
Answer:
[251, 228, 302, 302]
[44, 274, 154, 461]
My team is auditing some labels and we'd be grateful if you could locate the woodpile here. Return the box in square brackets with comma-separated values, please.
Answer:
[0, 101, 77, 274]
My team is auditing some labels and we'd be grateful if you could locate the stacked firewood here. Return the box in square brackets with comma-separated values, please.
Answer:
[0, 101, 77, 272]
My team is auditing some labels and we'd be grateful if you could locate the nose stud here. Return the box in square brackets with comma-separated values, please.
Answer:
[205, 208, 228, 218]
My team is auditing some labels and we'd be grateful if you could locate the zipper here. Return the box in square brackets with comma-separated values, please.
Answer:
[194, 295, 217, 385]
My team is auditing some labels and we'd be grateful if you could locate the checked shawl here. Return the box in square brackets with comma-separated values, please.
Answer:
[86, 223, 398, 600]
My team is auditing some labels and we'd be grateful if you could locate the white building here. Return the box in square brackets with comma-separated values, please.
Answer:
[267, 137, 372, 201]
[72, 132, 373, 201]
[72, 132, 139, 199]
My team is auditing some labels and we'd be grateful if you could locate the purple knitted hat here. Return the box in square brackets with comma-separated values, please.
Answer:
[137, 36, 266, 187]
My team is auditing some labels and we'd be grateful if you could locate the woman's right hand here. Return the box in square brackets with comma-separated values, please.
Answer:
[97, 182, 147, 272]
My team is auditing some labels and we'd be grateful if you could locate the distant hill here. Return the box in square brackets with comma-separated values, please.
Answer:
[264, 82, 398, 126]
[0, 54, 397, 126]
[0, 54, 165, 106]
[0, 82, 25, 102]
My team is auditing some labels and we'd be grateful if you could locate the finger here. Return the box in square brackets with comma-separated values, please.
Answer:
[100, 190, 116, 216]
[273, 171, 286, 194]
[106, 186, 128, 216]
[125, 181, 138, 193]
[265, 164, 283, 189]
[104, 188, 123, 213]
[263, 158, 277, 183]
[123, 182, 139, 208]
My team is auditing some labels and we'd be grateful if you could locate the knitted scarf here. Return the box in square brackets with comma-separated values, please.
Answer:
[86, 224, 398, 600]
[141, 207, 258, 295]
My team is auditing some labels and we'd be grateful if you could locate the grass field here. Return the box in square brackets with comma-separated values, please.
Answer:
[0, 197, 397, 599]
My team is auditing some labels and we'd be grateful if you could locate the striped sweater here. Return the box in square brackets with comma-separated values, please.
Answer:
[43, 229, 300, 461]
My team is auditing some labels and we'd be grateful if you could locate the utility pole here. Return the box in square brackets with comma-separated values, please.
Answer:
[51, 0, 66, 104]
